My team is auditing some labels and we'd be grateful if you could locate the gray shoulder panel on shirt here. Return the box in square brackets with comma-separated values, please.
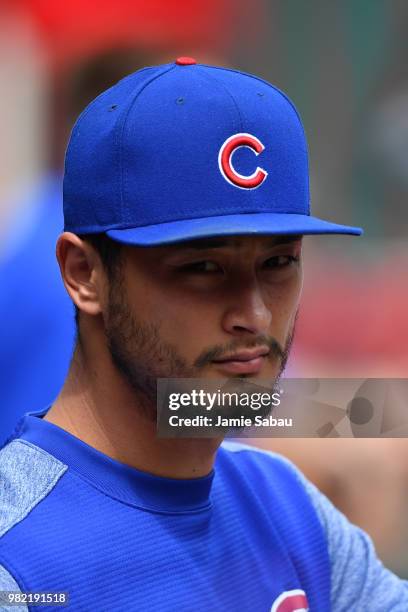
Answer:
[0, 439, 67, 539]
[0, 563, 28, 611]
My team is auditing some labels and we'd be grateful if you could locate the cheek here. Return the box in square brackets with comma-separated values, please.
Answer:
[126, 278, 217, 343]
[263, 272, 303, 334]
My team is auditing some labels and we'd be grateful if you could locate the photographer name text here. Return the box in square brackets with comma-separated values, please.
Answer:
[168, 415, 293, 428]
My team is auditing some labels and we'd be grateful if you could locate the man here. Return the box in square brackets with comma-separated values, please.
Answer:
[0, 57, 406, 611]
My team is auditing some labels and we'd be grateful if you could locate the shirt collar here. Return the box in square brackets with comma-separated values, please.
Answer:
[16, 406, 215, 514]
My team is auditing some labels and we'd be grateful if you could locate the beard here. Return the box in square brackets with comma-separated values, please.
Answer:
[104, 271, 297, 421]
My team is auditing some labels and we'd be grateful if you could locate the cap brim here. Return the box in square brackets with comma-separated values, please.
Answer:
[106, 213, 363, 246]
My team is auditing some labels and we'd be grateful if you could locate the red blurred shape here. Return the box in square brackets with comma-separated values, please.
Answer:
[10, 0, 264, 68]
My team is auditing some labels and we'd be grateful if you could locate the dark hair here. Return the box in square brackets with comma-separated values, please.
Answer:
[74, 233, 123, 330]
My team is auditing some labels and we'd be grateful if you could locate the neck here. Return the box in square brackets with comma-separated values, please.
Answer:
[45, 343, 221, 479]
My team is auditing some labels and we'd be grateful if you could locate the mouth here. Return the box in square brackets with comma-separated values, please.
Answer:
[212, 348, 270, 375]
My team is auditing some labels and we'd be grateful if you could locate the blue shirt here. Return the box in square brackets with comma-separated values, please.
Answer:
[0, 407, 407, 611]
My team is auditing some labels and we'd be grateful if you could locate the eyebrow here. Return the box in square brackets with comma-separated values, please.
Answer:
[172, 235, 303, 250]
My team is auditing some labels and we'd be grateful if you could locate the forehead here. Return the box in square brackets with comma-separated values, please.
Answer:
[162, 234, 303, 251]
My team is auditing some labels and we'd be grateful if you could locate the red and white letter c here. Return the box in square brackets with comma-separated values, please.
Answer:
[270, 589, 309, 612]
[218, 132, 268, 189]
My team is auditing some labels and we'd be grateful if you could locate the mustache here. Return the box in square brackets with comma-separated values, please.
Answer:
[194, 335, 285, 369]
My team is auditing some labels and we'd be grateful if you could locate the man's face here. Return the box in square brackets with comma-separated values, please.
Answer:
[104, 234, 303, 405]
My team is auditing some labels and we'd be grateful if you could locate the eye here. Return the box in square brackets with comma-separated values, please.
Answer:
[180, 260, 222, 274]
[263, 255, 300, 269]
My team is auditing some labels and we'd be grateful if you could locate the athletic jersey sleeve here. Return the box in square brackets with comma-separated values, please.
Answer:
[295, 466, 408, 611]
[0, 563, 28, 611]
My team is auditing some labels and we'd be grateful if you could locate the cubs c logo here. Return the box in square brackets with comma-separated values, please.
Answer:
[218, 132, 268, 189]
[270, 589, 309, 612]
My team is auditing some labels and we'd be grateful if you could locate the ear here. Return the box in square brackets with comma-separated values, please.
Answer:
[56, 232, 105, 317]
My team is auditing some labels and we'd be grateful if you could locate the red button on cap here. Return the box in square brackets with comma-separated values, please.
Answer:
[176, 57, 197, 66]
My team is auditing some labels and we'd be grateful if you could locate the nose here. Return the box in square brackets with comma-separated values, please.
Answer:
[221, 280, 272, 337]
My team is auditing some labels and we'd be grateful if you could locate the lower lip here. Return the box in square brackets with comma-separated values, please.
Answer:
[212, 356, 266, 375]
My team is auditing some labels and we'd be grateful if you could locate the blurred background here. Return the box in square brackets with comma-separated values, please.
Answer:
[0, 0, 407, 577]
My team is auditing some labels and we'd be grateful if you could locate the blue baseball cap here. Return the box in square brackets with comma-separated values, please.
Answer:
[63, 57, 362, 245]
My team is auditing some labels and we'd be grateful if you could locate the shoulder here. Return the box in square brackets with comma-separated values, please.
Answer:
[218, 441, 331, 542]
[219, 440, 330, 530]
[0, 439, 66, 610]
[220, 441, 333, 521]
[220, 441, 408, 610]
[0, 562, 28, 611]
[0, 439, 67, 539]
[219, 439, 310, 484]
